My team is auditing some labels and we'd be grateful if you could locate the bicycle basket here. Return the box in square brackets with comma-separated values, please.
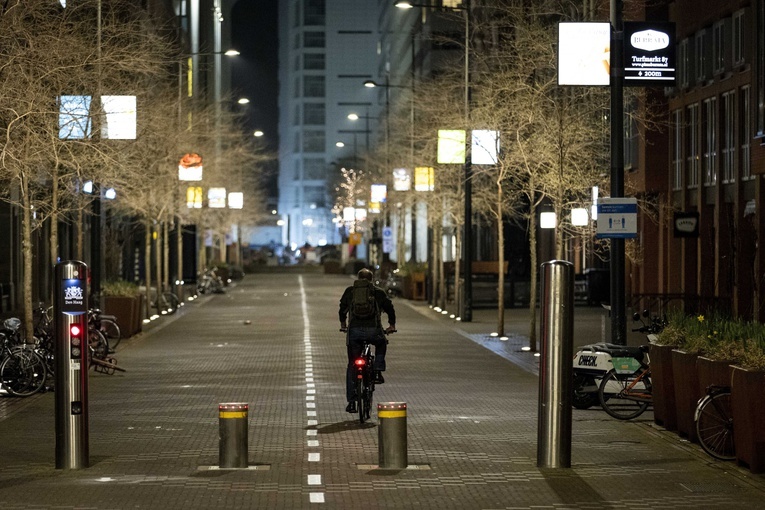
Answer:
[611, 357, 641, 374]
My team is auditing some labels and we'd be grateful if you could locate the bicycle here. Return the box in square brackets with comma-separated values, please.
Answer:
[0, 318, 47, 397]
[695, 385, 735, 461]
[343, 328, 395, 424]
[89, 308, 122, 350]
[597, 345, 652, 420]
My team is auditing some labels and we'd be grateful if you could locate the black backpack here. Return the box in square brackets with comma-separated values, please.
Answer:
[351, 279, 378, 320]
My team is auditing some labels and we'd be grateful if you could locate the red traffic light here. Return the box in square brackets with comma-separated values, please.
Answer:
[70, 324, 82, 337]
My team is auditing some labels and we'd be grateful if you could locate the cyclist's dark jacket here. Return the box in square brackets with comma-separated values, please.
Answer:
[338, 284, 396, 328]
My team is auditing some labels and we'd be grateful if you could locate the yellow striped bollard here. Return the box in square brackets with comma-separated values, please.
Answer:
[218, 402, 248, 468]
[378, 402, 407, 469]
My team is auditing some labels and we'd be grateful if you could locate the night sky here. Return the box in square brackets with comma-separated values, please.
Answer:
[230, 0, 279, 197]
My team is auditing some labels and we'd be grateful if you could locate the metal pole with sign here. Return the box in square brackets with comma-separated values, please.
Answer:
[54, 261, 90, 469]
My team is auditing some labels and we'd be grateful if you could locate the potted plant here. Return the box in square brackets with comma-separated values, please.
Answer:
[649, 311, 688, 432]
[729, 332, 765, 473]
[398, 262, 428, 300]
[102, 280, 143, 338]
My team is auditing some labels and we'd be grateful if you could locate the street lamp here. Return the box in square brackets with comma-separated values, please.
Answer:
[395, 0, 473, 321]
[347, 111, 378, 150]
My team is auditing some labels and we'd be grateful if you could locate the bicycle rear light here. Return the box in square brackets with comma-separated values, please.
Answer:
[354, 358, 366, 367]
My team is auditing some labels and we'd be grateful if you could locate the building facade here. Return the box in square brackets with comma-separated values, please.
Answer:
[277, 0, 380, 248]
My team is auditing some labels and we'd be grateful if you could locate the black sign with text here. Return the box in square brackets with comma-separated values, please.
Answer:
[624, 22, 676, 87]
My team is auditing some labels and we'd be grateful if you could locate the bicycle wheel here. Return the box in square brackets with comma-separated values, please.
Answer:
[100, 319, 122, 350]
[696, 391, 735, 461]
[598, 370, 651, 420]
[88, 329, 109, 366]
[356, 379, 365, 424]
[0, 347, 47, 397]
[573, 373, 600, 410]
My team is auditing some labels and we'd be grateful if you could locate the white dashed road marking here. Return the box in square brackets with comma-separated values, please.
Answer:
[300, 276, 324, 504]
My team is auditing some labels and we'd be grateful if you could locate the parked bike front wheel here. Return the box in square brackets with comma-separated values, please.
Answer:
[597, 370, 651, 420]
[572, 373, 600, 410]
[696, 391, 735, 461]
[0, 346, 47, 397]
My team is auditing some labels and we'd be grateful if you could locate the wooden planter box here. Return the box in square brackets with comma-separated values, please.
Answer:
[671, 350, 701, 443]
[403, 272, 426, 300]
[104, 295, 142, 338]
[696, 357, 733, 394]
[649, 344, 677, 431]
[731, 366, 765, 473]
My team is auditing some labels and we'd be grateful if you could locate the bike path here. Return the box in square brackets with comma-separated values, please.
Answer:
[0, 273, 763, 509]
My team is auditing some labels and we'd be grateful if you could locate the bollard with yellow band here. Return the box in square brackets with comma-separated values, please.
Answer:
[378, 402, 407, 469]
[218, 402, 248, 468]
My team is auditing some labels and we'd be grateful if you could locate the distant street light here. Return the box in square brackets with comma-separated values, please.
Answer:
[253, 130, 264, 137]
[237, 97, 250, 105]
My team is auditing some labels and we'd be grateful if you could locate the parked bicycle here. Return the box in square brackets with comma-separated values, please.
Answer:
[197, 268, 225, 295]
[89, 308, 122, 350]
[595, 312, 662, 420]
[695, 385, 735, 460]
[0, 317, 47, 397]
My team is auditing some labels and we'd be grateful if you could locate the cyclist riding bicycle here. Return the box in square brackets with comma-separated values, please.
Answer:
[339, 268, 396, 414]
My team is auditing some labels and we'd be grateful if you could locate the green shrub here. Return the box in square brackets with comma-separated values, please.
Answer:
[102, 280, 140, 297]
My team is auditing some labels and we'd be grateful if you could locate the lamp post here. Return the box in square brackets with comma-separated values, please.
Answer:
[395, 0, 472, 320]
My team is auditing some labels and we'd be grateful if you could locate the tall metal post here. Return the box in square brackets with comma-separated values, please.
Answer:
[610, 0, 626, 344]
[54, 261, 90, 470]
[462, 0, 473, 322]
[537, 260, 574, 468]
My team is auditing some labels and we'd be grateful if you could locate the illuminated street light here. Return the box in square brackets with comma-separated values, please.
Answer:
[253, 130, 264, 137]
[237, 97, 250, 105]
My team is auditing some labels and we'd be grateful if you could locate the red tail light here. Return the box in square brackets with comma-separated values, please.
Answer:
[354, 358, 366, 367]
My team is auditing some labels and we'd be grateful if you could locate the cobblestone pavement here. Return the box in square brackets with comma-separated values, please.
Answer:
[0, 273, 764, 509]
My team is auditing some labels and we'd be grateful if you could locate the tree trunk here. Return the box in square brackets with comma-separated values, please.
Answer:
[21, 173, 34, 340]
[49, 163, 60, 303]
[177, 215, 184, 298]
[155, 220, 162, 309]
[144, 221, 152, 319]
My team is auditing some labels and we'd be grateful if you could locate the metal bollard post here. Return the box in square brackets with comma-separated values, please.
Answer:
[537, 260, 574, 469]
[378, 402, 407, 469]
[54, 261, 89, 470]
[219, 403, 248, 468]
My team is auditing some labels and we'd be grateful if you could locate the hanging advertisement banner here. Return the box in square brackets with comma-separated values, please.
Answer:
[371, 184, 387, 203]
[414, 167, 435, 191]
[557, 22, 611, 86]
[624, 22, 676, 87]
[208, 187, 227, 208]
[472, 130, 499, 165]
[392, 168, 411, 191]
[437, 130, 466, 164]
[179, 153, 203, 181]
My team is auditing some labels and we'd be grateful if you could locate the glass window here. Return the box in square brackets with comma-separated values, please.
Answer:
[678, 39, 690, 89]
[741, 86, 751, 180]
[304, 53, 325, 70]
[732, 10, 746, 67]
[303, 185, 326, 208]
[304, 0, 325, 26]
[702, 97, 717, 187]
[672, 109, 683, 190]
[695, 30, 710, 83]
[712, 20, 728, 75]
[304, 31, 325, 48]
[304, 76, 325, 97]
[686, 103, 700, 189]
[303, 130, 325, 152]
[304, 158, 325, 180]
[303, 103, 325, 125]
[721, 91, 735, 183]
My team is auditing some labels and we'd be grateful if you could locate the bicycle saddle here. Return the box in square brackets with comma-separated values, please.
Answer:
[580, 342, 646, 360]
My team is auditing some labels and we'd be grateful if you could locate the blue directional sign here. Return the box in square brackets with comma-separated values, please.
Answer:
[596, 198, 638, 239]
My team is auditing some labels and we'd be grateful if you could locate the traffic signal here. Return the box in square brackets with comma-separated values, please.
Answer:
[69, 322, 83, 358]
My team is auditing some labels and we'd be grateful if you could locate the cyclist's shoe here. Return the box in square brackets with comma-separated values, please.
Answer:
[345, 401, 357, 413]
[374, 371, 385, 384]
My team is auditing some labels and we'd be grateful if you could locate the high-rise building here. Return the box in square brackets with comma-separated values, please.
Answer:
[277, 0, 380, 248]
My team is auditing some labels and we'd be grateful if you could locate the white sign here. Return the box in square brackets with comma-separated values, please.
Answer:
[596, 198, 637, 238]
[472, 130, 499, 165]
[557, 22, 611, 86]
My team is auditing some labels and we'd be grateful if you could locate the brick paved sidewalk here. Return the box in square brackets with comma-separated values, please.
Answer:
[0, 273, 763, 509]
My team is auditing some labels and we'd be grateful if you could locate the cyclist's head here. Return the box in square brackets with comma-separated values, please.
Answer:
[357, 268, 374, 281]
